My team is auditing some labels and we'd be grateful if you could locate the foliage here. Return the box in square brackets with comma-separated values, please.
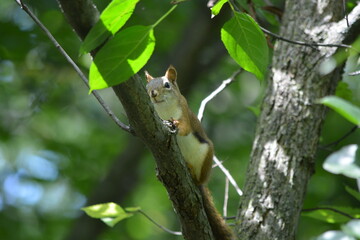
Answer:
[80, 0, 140, 54]
[1, 0, 360, 240]
[82, 202, 140, 227]
[221, 12, 268, 80]
[88, 4, 176, 91]
[319, 96, 360, 126]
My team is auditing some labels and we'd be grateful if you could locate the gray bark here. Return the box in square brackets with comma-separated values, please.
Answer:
[236, 1, 360, 240]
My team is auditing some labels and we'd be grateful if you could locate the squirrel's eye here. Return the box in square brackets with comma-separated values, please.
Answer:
[164, 82, 171, 89]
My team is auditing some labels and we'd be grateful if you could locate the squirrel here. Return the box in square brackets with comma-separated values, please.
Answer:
[145, 65, 234, 240]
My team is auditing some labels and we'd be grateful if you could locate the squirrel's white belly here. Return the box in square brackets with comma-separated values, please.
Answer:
[176, 133, 209, 180]
[154, 101, 182, 120]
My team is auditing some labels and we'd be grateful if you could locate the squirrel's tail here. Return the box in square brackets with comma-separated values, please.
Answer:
[199, 185, 235, 240]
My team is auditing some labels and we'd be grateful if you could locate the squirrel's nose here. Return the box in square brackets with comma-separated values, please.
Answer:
[151, 90, 158, 98]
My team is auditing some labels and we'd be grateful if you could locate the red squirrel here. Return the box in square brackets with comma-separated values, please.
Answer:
[145, 66, 234, 240]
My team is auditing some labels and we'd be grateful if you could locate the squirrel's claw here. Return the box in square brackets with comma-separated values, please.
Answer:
[163, 119, 178, 134]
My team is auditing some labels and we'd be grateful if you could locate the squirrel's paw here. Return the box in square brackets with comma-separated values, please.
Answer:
[162, 119, 178, 134]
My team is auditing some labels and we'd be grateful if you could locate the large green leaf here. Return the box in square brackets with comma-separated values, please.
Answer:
[81, 0, 140, 53]
[319, 96, 360, 126]
[89, 25, 155, 91]
[302, 206, 360, 224]
[221, 12, 268, 80]
[82, 202, 135, 227]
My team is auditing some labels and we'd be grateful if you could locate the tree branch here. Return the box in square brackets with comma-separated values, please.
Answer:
[197, 69, 242, 121]
[55, 0, 215, 239]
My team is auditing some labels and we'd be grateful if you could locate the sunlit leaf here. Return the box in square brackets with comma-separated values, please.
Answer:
[81, 0, 140, 53]
[101, 213, 133, 227]
[316, 231, 356, 240]
[221, 12, 268, 80]
[323, 144, 360, 179]
[82, 202, 126, 218]
[82, 202, 134, 227]
[211, 0, 227, 17]
[302, 206, 360, 224]
[89, 25, 155, 91]
[319, 96, 360, 126]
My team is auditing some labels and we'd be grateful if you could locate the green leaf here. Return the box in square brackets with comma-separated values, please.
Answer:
[82, 202, 134, 227]
[323, 144, 360, 179]
[319, 96, 360, 126]
[101, 213, 133, 227]
[211, 0, 228, 17]
[82, 202, 126, 218]
[302, 206, 360, 224]
[345, 186, 360, 202]
[89, 25, 155, 91]
[81, 0, 140, 53]
[221, 12, 268, 80]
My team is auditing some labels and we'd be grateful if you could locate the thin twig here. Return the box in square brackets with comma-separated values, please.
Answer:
[302, 207, 356, 220]
[15, 0, 134, 135]
[321, 125, 358, 149]
[349, 69, 360, 76]
[197, 69, 243, 196]
[197, 69, 242, 121]
[225, 207, 360, 220]
[223, 177, 229, 218]
[137, 210, 182, 235]
[213, 156, 243, 196]
[260, 26, 352, 49]
[343, 0, 350, 28]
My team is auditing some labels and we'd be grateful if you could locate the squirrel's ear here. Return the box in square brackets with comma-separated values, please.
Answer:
[145, 70, 154, 82]
[165, 65, 177, 83]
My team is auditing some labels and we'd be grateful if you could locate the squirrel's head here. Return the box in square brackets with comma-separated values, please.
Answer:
[145, 65, 179, 104]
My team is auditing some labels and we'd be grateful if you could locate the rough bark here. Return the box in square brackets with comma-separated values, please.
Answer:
[56, 0, 215, 239]
[236, 1, 360, 240]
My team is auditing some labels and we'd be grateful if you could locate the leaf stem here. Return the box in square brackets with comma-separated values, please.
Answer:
[228, 0, 236, 12]
[152, 5, 177, 28]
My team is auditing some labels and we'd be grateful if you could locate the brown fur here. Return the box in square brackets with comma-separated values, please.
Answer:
[200, 186, 235, 240]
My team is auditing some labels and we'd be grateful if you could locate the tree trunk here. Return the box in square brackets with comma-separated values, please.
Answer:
[236, 1, 360, 239]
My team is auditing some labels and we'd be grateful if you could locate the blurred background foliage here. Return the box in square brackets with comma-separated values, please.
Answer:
[0, 0, 359, 240]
